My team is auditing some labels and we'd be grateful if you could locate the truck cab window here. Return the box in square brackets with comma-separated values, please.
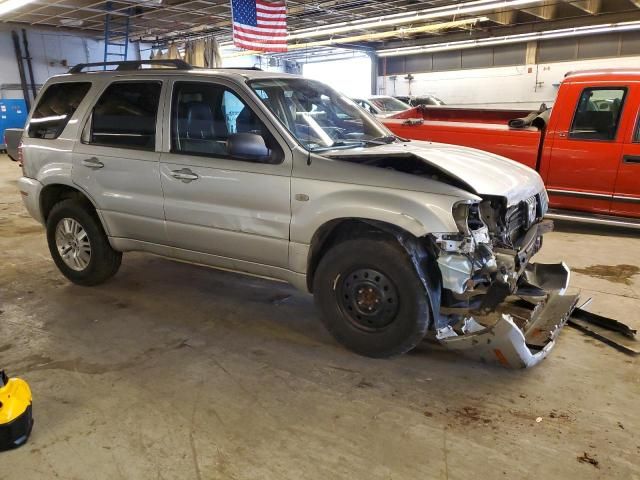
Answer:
[570, 88, 626, 141]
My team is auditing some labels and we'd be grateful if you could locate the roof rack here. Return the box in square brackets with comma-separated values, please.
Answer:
[68, 59, 192, 73]
[216, 67, 263, 71]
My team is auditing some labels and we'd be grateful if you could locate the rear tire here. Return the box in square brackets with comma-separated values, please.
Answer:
[46, 199, 121, 286]
[313, 237, 430, 358]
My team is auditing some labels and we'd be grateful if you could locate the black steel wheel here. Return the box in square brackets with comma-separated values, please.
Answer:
[337, 268, 400, 332]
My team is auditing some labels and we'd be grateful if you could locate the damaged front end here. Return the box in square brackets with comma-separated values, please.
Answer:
[428, 191, 578, 368]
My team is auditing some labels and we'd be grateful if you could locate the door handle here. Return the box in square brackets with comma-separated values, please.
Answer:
[623, 155, 640, 164]
[170, 168, 199, 183]
[81, 157, 104, 169]
[558, 131, 568, 138]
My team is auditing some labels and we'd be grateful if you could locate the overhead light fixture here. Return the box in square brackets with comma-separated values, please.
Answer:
[377, 20, 640, 57]
[288, 0, 546, 40]
[0, 0, 36, 16]
[59, 18, 84, 27]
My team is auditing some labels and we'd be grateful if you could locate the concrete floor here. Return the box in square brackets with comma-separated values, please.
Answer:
[1, 155, 639, 479]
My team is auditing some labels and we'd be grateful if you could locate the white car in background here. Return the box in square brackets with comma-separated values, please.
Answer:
[353, 95, 410, 118]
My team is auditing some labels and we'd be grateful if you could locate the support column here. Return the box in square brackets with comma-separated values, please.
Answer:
[367, 51, 378, 95]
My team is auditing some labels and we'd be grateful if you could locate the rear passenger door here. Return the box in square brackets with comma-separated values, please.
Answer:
[159, 79, 291, 269]
[613, 83, 640, 218]
[546, 85, 628, 214]
[72, 80, 167, 244]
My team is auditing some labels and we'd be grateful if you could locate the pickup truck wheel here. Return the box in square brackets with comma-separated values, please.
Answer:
[314, 238, 430, 358]
[46, 199, 121, 286]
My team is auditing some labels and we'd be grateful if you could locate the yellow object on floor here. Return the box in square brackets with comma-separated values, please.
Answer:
[0, 371, 33, 451]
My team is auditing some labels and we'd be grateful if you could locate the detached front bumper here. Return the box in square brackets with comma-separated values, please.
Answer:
[436, 262, 577, 368]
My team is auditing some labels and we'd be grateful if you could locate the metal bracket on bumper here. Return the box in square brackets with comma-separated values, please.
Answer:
[436, 262, 577, 368]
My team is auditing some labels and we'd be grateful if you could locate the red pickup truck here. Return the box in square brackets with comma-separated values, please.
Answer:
[382, 69, 640, 228]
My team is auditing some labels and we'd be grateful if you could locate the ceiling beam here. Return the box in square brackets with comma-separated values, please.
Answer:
[567, 0, 601, 14]
[380, 10, 639, 50]
[522, 1, 558, 19]
[487, 8, 517, 25]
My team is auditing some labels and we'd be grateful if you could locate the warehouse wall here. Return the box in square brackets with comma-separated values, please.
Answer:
[377, 30, 640, 109]
[0, 25, 144, 100]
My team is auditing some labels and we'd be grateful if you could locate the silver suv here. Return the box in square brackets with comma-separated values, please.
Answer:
[13, 60, 575, 367]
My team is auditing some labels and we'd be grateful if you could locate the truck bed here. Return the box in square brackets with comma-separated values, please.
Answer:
[389, 105, 535, 124]
[382, 114, 542, 169]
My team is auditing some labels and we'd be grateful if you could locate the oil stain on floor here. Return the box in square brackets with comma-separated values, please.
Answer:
[573, 264, 640, 285]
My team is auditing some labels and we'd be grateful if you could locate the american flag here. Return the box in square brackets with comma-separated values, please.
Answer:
[231, 0, 287, 53]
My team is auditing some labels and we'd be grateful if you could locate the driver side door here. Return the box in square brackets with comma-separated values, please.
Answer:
[159, 80, 292, 269]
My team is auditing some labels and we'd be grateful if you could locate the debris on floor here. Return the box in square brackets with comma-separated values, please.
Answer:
[577, 452, 600, 468]
[567, 306, 639, 355]
[514, 298, 639, 356]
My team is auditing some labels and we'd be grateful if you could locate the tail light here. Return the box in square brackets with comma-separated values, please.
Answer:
[17, 141, 24, 169]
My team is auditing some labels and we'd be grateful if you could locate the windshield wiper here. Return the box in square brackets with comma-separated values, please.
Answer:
[311, 135, 397, 152]
[311, 140, 365, 152]
[362, 135, 397, 145]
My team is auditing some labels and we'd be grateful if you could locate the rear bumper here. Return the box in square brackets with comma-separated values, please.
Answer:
[17, 177, 44, 224]
[437, 262, 577, 368]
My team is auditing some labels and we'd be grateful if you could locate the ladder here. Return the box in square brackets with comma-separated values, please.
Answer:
[103, 1, 131, 65]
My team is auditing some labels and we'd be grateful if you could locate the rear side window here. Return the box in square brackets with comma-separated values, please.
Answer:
[635, 117, 640, 143]
[569, 87, 626, 141]
[28, 82, 91, 139]
[88, 81, 162, 150]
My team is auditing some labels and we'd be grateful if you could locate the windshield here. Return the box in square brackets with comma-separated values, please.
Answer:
[368, 96, 410, 112]
[248, 78, 394, 152]
[415, 96, 445, 106]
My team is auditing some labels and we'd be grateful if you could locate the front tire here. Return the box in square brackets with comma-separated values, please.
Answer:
[313, 237, 430, 358]
[46, 199, 121, 286]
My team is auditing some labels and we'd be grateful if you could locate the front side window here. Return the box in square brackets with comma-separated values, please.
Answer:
[89, 81, 161, 150]
[248, 78, 394, 152]
[171, 81, 281, 163]
[635, 115, 640, 143]
[570, 87, 626, 141]
[28, 82, 91, 139]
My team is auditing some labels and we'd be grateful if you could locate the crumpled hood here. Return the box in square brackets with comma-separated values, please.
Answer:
[329, 140, 545, 205]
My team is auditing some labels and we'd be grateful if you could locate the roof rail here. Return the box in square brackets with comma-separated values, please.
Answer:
[217, 67, 263, 71]
[68, 59, 192, 73]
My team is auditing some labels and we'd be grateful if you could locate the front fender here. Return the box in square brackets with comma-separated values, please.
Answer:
[290, 178, 462, 244]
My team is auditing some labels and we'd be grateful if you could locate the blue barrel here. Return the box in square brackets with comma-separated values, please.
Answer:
[1, 99, 28, 150]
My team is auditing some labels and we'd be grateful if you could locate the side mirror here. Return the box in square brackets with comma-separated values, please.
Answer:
[227, 132, 271, 161]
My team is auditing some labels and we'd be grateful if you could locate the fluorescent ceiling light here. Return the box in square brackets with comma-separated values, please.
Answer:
[218, 0, 523, 47]
[378, 20, 640, 57]
[223, 18, 484, 58]
[0, 0, 36, 16]
[289, 0, 546, 40]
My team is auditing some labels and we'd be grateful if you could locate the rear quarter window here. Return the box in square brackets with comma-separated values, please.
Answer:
[28, 82, 92, 139]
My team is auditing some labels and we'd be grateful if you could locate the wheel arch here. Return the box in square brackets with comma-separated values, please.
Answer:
[306, 217, 425, 293]
[39, 182, 102, 227]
